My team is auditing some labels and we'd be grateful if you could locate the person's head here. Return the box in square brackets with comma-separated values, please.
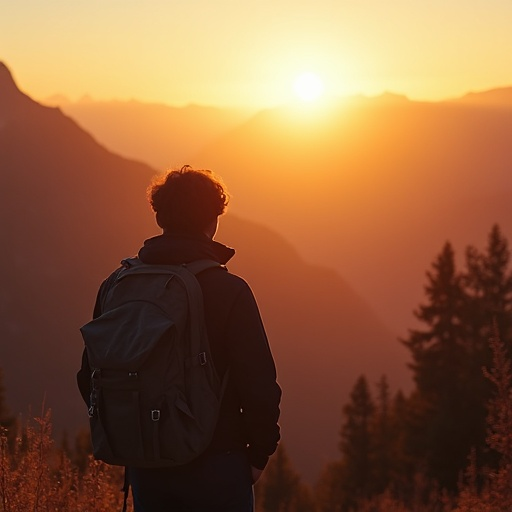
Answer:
[148, 165, 230, 237]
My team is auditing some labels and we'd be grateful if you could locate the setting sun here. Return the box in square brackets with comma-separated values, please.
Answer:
[293, 72, 325, 102]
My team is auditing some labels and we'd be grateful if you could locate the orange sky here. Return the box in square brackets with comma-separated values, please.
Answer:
[2, 0, 512, 108]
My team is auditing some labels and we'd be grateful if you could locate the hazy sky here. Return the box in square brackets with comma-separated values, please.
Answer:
[2, 0, 512, 107]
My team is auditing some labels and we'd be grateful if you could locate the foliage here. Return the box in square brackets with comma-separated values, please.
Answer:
[454, 325, 512, 511]
[0, 370, 15, 452]
[2, 225, 512, 511]
[337, 375, 375, 510]
[0, 409, 131, 512]
[401, 224, 512, 490]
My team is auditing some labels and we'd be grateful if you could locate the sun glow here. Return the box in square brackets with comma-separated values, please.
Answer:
[293, 73, 325, 102]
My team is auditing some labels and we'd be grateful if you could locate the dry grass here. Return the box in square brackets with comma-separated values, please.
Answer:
[0, 410, 131, 512]
[1, 328, 511, 511]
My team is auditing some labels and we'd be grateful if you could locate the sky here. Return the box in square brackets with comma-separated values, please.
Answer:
[2, 0, 512, 108]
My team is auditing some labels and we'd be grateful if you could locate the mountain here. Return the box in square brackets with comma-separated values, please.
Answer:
[189, 93, 512, 333]
[217, 215, 408, 479]
[451, 87, 512, 109]
[0, 63, 407, 482]
[44, 96, 254, 171]
[47, 86, 512, 335]
[0, 60, 157, 433]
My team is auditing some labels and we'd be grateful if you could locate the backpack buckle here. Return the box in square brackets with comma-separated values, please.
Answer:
[199, 352, 207, 366]
[151, 409, 161, 421]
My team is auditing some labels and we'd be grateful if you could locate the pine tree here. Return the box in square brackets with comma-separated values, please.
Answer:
[255, 443, 313, 512]
[370, 376, 392, 495]
[465, 224, 512, 346]
[455, 324, 512, 510]
[338, 375, 375, 510]
[315, 461, 344, 512]
[402, 241, 472, 490]
[457, 224, 512, 473]
[402, 228, 512, 491]
[404, 242, 468, 396]
[386, 389, 422, 502]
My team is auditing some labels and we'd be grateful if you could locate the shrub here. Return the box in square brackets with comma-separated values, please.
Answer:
[0, 409, 131, 511]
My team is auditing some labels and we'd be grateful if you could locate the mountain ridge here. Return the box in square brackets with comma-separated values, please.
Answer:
[0, 62, 408, 482]
[191, 91, 512, 332]
[10, 60, 509, 336]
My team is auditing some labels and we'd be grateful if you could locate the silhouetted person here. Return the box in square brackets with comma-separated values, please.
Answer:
[77, 166, 281, 512]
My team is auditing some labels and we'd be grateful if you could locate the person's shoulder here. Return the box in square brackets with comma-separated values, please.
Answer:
[204, 265, 247, 284]
[97, 264, 125, 297]
[199, 265, 253, 295]
[102, 265, 123, 285]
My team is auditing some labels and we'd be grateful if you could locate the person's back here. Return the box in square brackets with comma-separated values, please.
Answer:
[77, 166, 281, 512]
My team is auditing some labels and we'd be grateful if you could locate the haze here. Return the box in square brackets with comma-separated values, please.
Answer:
[1, 0, 512, 483]
[2, 0, 512, 108]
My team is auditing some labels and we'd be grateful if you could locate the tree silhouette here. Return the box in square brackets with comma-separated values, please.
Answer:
[255, 443, 314, 512]
[402, 226, 512, 491]
[315, 460, 344, 512]
[459, 224, 512, 472]
[337, 375, 376, 509]
[465, 224, 512, 346]
[402, 241, 470, 489]
[370, 375, 393, 495]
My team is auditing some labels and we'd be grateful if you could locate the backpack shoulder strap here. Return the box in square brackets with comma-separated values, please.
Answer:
[184, 259, 225, 276]
[120, 257, 142, 269]
[118, 257, 224, 277]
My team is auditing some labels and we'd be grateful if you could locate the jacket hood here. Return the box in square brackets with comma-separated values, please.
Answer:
[138, 233, 235, 266]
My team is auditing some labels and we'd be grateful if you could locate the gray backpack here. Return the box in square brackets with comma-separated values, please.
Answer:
[80, 257, 224, 468]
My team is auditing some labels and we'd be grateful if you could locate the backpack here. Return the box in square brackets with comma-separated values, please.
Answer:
[79, 257, 224, 468]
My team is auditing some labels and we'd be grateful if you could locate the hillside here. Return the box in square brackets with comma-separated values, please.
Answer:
[46, 86, 512, 335]
[218, 215, 408, 477]
[451, 86, 512, 108]
[0, 61, 157, 432]
[0, 62, 408, 481]
[47, 96, 253, 171]
[190, 94, 512, 333]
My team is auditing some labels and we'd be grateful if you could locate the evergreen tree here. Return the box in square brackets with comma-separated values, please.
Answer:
[370, 376, 392, 495]
[255, 443, 314, 512]
[455, 324, 512, 510]
[402, 228, 512, 491]
[315, 461, 344, 512]
[402, 241, 472, 490]
[404, 242, 468, 396]
[338, 375, 375, 509]
[465, 224, 512, 345]
[386, 389, 421, 501]
[459, 224, 512, 472]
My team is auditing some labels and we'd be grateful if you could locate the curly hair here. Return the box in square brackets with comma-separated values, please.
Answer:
[148, 165, 230, 234]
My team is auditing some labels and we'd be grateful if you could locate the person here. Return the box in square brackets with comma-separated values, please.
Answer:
[77, 165, 281, 512]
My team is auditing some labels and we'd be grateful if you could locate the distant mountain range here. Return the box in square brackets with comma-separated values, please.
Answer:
[0, 62, 407, 482]
[42, 81, 512, 335]
[44, 95, 254, 171]
[192, 90, 512, 333]
[452, 86, 512, 108]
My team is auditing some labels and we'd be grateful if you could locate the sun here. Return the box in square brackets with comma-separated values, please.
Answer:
[293, 72, 325, 102]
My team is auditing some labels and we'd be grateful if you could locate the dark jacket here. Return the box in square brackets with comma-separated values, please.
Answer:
[77, 233, 281, 469]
